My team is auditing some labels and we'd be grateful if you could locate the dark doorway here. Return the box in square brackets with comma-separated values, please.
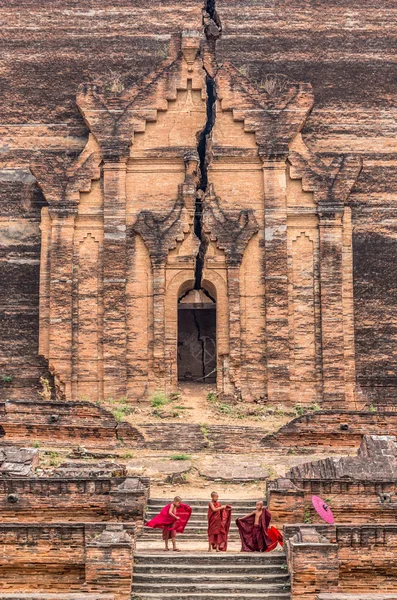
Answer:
[177, 290, 216, 383]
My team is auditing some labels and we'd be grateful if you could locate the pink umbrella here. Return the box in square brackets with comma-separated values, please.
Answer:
[311, 495, 335, 524]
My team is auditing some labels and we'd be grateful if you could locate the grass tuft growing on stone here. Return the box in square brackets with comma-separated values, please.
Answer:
[170, 453, 191, 461]
[150, 391, 170, 408]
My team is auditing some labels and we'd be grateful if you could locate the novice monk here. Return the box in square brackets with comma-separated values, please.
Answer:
[207, 491, 232, 552]
[145, 496, 192, 552]
[236, 501, 283, 553]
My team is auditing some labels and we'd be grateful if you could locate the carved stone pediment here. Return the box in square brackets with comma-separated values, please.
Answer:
[289, 134, 362, 209]
[30, 136, 101, 208]
[133, 194, 192, 267]
[216, 63, 314, 158]
[202, 186, 259, 266]
[77, 32, 205, 161]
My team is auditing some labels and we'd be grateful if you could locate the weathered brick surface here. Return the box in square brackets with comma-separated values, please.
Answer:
[0, 400, 143, 447]
[216, 0, 397, 402]
[0, 447, 39, 477]
[0, 523, 134, 598]
[271, 478, 397, 526]
[269, 436, 397, 524]
[0, 477, 148, 528]
[285, 525, 339, 600]
[0, 2, 379, 406]
[285, 524, 397, 599]
[262, 411, 397, 450]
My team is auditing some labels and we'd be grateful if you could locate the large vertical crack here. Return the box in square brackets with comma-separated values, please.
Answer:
[193, 0, 222, 291]
[194, 75, 216, 290]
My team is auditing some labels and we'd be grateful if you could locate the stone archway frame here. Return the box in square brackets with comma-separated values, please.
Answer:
[165, 270, 229, 393]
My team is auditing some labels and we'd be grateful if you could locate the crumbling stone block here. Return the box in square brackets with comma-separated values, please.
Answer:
[0, 447, 39, 477]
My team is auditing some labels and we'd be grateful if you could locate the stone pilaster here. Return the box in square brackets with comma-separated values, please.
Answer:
[318, 204, 346, 407]
[48, 204, 78, 399]
[102, 160, 128, 399]
[38, 206, 51, 359]
[262, 158, 290, 404]
[285, 525, 339, 600]
[85, 523, 134, 600]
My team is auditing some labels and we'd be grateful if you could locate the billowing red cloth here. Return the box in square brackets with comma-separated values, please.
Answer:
[207, 502, 232, 551]
[236, 508, 283, 552]
[145, 502, 192, 535]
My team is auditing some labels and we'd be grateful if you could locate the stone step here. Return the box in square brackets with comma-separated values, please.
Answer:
[143, 524, 242, 531]
[134, 563, 287, 575]
[143, 520, 247, 528]
[132, 594, 291, 600]
[141, 531, 242, 540]
[148, 499, 261, 509]
[134, 553, 286, 565]
[141, 526, 240, 540]
[133, 573, 290, 585]
[132, 583, 290, 594]
[145, 510, 255, 519]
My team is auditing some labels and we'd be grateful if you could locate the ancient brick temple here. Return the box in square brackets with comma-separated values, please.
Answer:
[1, 0, 396, 409]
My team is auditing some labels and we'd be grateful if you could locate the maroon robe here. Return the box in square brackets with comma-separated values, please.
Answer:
[207, 502, 232, 551]
[236, 507, 283, 552]
[145, 502, 192, 540]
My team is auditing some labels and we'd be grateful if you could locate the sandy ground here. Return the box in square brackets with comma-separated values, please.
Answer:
[135, 538, 285, 554]
[102, 382, 298, 431]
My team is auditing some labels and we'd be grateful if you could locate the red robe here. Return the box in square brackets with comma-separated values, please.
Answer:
[145, 502, 192, 539]
[207, 502, 232, 551]
[236, 508, 283, 552]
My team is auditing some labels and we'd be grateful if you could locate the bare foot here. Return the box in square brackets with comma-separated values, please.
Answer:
[173, 548, 181, 552]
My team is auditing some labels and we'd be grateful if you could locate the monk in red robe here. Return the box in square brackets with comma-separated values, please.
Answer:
[145, 496, 192, 551]
[236, 501, 283, 552]
[207, 491, 232, 552]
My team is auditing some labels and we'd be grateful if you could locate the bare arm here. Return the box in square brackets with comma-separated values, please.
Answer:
[169, 504, 180, 519]
[240, 510, 256, 519]
[209, 502, 226, 512]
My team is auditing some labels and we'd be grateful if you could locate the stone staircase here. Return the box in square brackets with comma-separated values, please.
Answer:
[132, 551, 291, 599]
[142, 498, 263, 541]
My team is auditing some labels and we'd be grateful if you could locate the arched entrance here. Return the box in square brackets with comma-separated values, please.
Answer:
[177, 289, 216, 383]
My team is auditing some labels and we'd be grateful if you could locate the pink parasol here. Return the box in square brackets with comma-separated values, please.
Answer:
[311, 495, 335, 524]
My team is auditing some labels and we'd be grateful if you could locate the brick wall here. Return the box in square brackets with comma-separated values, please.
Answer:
[0, 523, 134, 599]
[269, 479, 397, 525]
[1, 400, 144, 448]
[262, 411, 397, 450]
[285, 524, 397, 600]
[0, 477, 148, 529]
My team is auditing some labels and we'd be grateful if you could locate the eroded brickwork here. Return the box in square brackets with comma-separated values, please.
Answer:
[1, 1, 396, 406]
[285, 524, 397, 599]
[268, 436, 397, 525]
[0, 523, 134, 599]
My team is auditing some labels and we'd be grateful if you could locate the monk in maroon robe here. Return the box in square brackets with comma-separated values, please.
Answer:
[207, 491, 232, 552]
[236, 501, 283, 552]
[145, 496, 192, 551]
